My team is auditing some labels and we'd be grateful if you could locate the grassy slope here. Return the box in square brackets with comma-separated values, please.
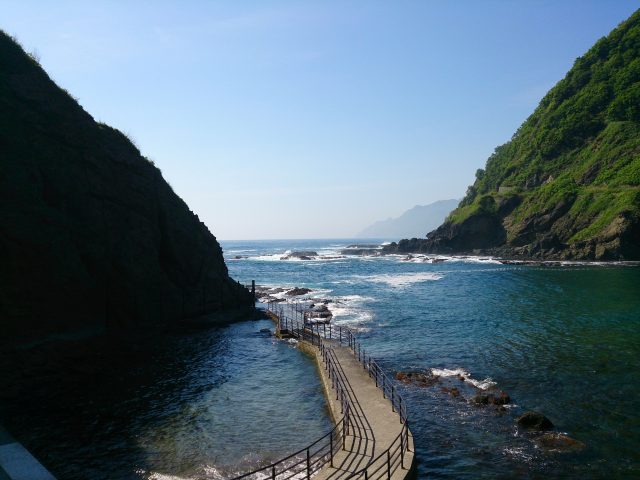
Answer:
[448, 10, 640, 247]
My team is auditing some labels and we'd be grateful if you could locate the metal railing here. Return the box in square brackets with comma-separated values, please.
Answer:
[229, 300, 411, 479]
[276, 302, 408, 425]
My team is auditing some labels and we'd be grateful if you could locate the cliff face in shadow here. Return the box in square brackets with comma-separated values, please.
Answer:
[0, 32, 253, 348]
[385, 11, 640, 260]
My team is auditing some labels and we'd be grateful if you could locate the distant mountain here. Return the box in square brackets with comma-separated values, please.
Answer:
[385, 10, 640, 260]
[357, 200, 459, 239]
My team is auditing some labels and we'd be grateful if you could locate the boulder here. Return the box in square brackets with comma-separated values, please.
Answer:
[517, 411, 554, 431]
[441, 387, 463, 399]
[286, 287, 312, 296]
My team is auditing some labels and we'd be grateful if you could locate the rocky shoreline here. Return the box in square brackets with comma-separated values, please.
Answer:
[383, 239, 640, 265]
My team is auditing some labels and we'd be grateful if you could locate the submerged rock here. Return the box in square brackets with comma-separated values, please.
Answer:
[395, 371, 440, 387]
[471, 390, 510, 406]
[517, 411, 554, 431]
[471, 394, 490, 405]
[441, 387, 463, 399]
[535, 433, 586, 453]
[490, 390, 511, 405]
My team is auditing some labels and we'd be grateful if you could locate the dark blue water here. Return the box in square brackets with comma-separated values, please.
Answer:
[1, 320, 331, 480]
[223, 239, 640, 479]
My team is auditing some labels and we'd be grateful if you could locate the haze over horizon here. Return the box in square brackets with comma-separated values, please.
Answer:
[3, 0, 638, 239]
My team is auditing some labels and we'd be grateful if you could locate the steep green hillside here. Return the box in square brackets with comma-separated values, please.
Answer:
[0, 31, 254, 347]
[386, 10, 640, 260]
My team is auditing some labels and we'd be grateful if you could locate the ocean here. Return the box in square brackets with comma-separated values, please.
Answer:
[222, 239, 640, 479]
[3, 238, 639, 479]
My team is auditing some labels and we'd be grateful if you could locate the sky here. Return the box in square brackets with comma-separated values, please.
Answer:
[2, 1, 639, 239]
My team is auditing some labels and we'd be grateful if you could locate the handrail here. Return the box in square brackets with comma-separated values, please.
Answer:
[229, 299, 411, 479]
[282, 301, 408, 425]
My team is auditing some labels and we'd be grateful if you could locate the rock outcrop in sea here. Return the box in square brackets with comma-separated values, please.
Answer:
[384, 10, 640, 260]
[0, 31, 254, 348]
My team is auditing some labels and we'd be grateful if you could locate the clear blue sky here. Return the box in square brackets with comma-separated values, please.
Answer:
[3, 1, 638, 239]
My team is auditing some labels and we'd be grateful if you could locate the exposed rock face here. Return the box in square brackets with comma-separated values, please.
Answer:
[281, 251, 318, 260]
[286, 287, 312, 296]
[388, 214, 506, 254]
[0, 32, 253, 348]
[384, 12, 640, 261]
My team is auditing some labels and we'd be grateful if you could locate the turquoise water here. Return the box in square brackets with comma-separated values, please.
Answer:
[223, 239, 640, 479]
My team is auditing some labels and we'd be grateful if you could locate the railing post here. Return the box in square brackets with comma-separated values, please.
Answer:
[272, 464, 276, 480]
[387, 450, 391, 479]
[392, 386, 395, 412]
[382, 374, 385, 398]
[400, 424, 405, 469]
[330, 433, 334, 467]
[342, 417, 346, 450]
[307, 447, 310, 479]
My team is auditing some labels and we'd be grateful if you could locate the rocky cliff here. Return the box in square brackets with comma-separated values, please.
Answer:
[385, 10, 640, 260]
[0, 32, 253, 348]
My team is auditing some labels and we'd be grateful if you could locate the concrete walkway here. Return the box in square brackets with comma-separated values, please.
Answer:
[303, 340, 415, 479]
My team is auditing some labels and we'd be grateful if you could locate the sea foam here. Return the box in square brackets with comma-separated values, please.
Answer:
[354, 272, 443, 287]
[430, 367, 497, 390]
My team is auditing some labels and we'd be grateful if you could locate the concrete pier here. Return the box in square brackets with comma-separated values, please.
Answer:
[303, 340, 415, 479]
[262, 301, 417, 480]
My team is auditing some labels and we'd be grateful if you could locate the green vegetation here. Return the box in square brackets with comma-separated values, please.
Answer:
[450, 9, 640, 252]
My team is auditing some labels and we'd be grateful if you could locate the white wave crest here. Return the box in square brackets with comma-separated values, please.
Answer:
[354, 272, 443, 287]
[430, 367, 497, 390]
[444, 256, 502, 265]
